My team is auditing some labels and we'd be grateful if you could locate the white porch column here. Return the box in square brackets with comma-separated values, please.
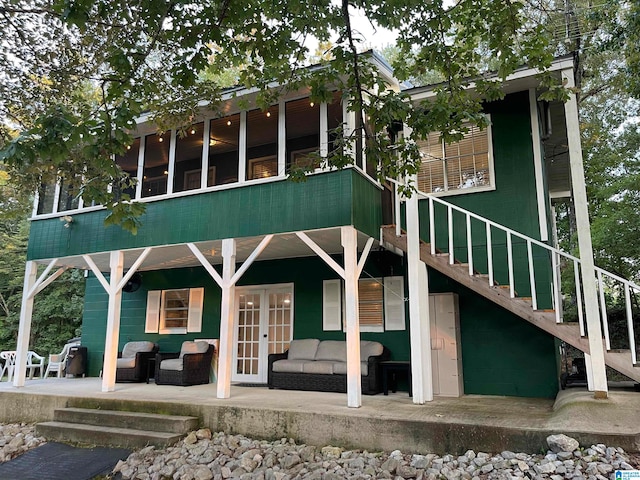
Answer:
[13, 261, 38, 387]
[102, 251, 124, 392]
[406, 190, 433, 403]
[342, 226, 362, 408]
[562, 67, 608, 398]
[217, 238, 237, 399]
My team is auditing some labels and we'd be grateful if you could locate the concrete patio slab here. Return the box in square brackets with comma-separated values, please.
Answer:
[0, 378, 638, 455]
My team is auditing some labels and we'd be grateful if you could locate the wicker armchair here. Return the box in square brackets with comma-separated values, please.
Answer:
[116, 341, 159, 382]
[155, 341, 214, 386]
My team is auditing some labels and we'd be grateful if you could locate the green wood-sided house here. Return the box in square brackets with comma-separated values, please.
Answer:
[12, 54, 640, 406]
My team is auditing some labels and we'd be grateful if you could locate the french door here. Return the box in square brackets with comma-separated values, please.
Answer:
[232, 284, 293, 383]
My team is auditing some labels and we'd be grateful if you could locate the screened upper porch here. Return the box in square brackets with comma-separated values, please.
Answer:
[34, 91, 380, 218]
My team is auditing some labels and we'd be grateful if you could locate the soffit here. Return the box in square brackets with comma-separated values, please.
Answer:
[35, 227, 377, 273]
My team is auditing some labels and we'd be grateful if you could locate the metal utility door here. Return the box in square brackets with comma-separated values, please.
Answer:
[233, 286, 293, 383]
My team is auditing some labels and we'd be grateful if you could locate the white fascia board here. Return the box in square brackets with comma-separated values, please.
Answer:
[407, 57, 575, 101]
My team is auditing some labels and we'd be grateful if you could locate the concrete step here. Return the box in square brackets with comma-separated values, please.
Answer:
[36, 421, 182, 448]
[53, 407, 199, 434]
[36, 407, 200, 448]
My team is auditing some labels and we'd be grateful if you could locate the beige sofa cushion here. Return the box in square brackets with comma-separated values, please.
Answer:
[302, 361, 334, 375]
[314, 341, 347, 362]
[180, 341, 209, 358]
[287, 339, 320, 360]
[333, 361, 369, 376]
[122, 341, 155, 358]
[272, 359, 306, 373]
[360, 341, 384, 362]
[116, 357, 136, 369]
[160, 358, 184, 371]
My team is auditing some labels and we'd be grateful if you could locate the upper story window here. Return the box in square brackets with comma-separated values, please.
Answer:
[115, 137, 140, 199]
[417, 118, 494, 195]
[286, 97, 320, 171]
[36, 183, 56, 215]
[247, 106, 279, 180]
[174, 123, 204, 193]
[142, 131, 170, 197]
[209, 114, 240, 186]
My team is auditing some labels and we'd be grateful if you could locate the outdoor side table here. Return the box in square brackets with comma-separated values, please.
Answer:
[381, 360, 412, 396]
[146, 358, 156, 384]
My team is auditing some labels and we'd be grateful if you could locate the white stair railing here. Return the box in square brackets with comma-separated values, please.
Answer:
[419, 194, 639, 366]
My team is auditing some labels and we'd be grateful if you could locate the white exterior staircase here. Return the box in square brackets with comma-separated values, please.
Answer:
[383, 195, 640, 384]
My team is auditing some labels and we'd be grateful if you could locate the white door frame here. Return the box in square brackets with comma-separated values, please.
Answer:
[233, 282, 294, 383]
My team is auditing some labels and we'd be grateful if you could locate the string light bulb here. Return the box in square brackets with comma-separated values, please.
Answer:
[227, 120, 232, 126]
[310, 101, 315, 107]
[158, 136, 163, 142]
[190, 128, 196, 135]
[266, 111, 271, 118]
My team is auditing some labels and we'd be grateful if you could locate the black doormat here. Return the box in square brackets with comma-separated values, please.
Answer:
[0, 442, 131, 480]
[235, 383, 268, 387]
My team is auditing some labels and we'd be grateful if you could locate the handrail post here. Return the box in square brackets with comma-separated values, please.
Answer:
[624, 284, 637, 365]
[506, 233, 515, 298]
[552, 251, 562, 323]
[429, 197, 436, 255]
[447, 206, 454, 265]
[597, 270, 611, 351]
[486, 223, 494, 286]
[466, 215, 473, 276]
[574, 260, 585, 337]
[527, 240, 537, 310]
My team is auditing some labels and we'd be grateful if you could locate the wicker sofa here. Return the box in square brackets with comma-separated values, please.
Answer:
[155, 341, 214, 386]
[268, 339, 389, 395]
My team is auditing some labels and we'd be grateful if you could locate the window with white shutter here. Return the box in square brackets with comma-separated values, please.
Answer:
[145, 287, 204, 334]
[322, 276, 406, 332]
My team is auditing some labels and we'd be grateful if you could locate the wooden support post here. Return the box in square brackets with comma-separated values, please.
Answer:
[562, 67, 608, 398]
[102, 251, 124, 392]
[406, 190, 434, 404]
[13, 261, 38, 387]
[342, 226, 362, 408]
[217, 238, 237, 399]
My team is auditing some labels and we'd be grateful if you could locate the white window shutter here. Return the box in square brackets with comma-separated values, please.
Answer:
[384, 276, 406, 331]
[323, 279, 342, 331]
[187, 287, 204, 333]
[145, 290, 161, 333]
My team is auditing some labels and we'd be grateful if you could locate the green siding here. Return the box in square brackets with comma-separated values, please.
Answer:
[428, 270, 558, 398]
[28, 169, 381, 261]
[417, 91, 553, 306]
[351, 174, 384, 239]
[81, 252, 558, 398]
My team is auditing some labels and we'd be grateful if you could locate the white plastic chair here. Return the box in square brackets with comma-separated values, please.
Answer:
[26, 351, 45, 379]
[44, 342, 78, 378]
[0, 351, 17, 382]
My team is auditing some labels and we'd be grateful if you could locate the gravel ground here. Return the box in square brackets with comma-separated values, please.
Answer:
[0, 423, 46, 463]
[1, 425, 638, 480]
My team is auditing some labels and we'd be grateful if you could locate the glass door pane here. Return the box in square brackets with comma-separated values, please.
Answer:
[268, 292, 293, 355]
[235, 293, 261, 378]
